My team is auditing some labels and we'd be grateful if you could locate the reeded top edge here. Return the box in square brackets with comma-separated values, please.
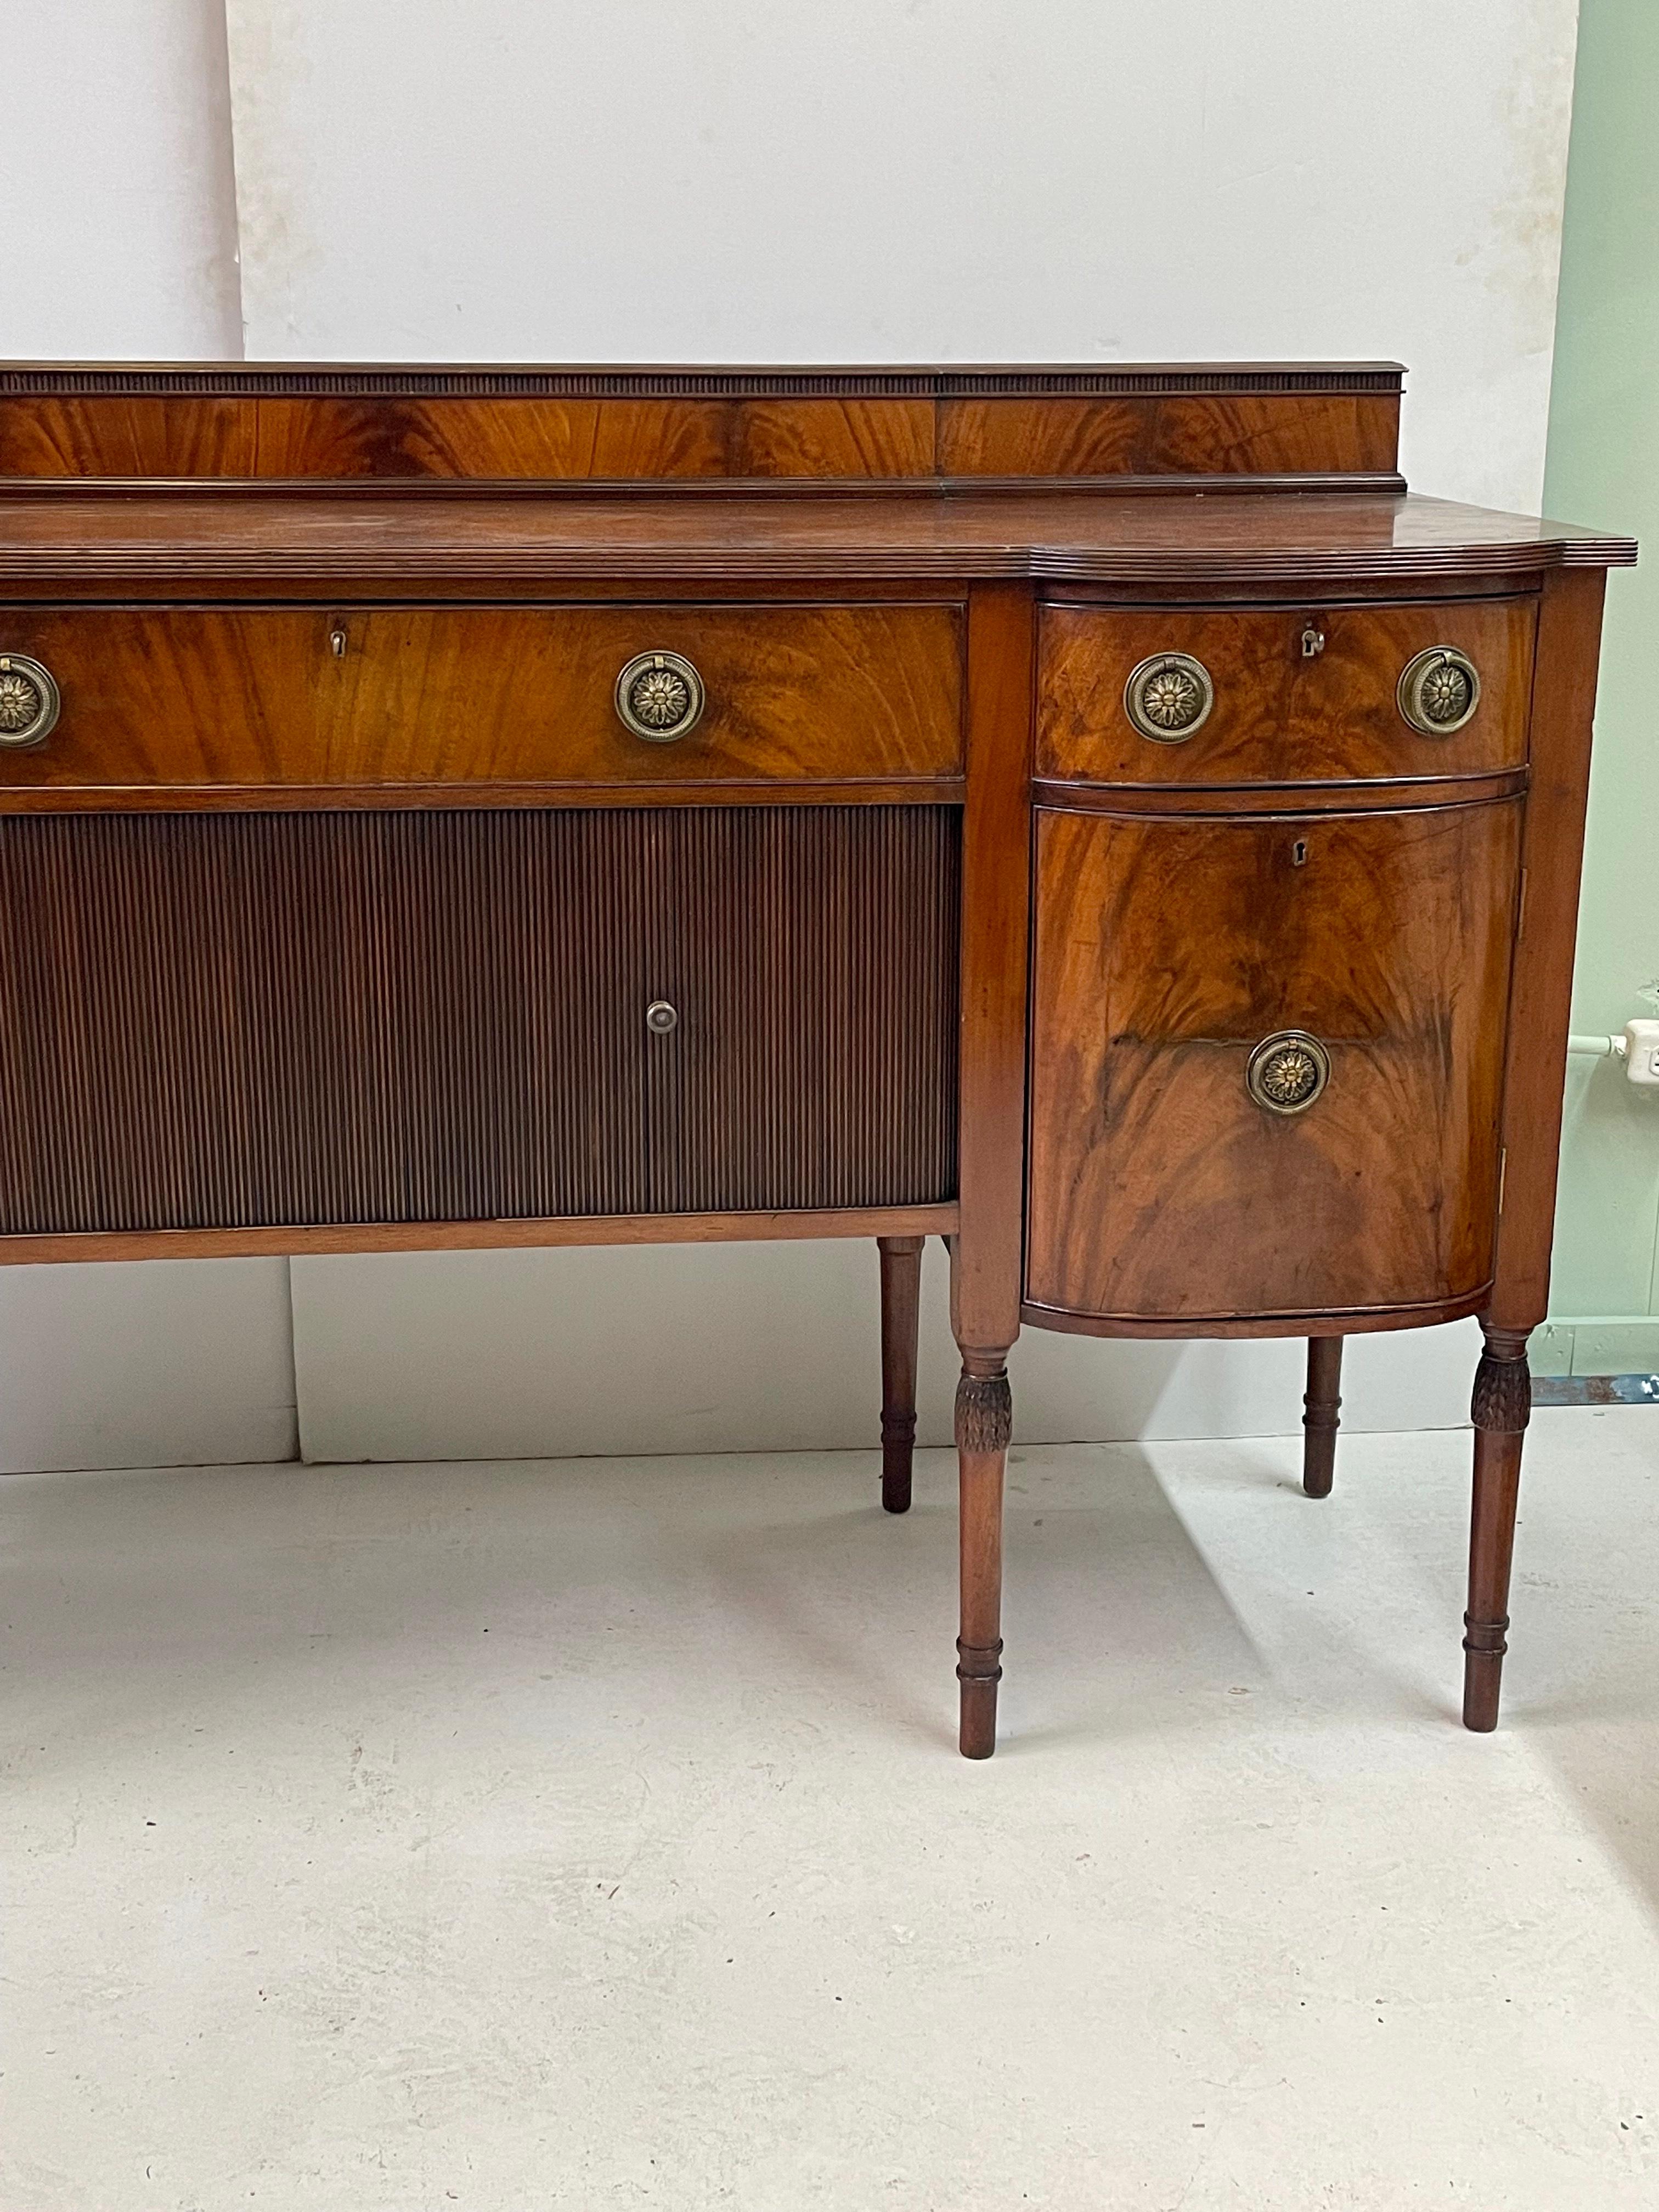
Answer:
[0, 361, 1408, 399]
[0, 488, 1634, 583]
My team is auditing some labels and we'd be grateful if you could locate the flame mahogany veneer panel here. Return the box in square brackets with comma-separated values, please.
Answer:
[1025, 799, 1522, 1323]
[0, 806, 960, 1235]
[253, 396, 944, 481]
[934, 394, 1401, 479]
[0, 397, 258, 477]
[255, 397, 734, 481]
[0, 603, 962, 794]
[1037, 598, 1536, 787]
[0, 368, 1402, 483]
[248, 393, 1397, 482]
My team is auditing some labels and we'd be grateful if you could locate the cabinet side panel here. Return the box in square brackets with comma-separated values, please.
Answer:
[950, 584, 1036, 1357]
[1489, 566, 1609, 1330]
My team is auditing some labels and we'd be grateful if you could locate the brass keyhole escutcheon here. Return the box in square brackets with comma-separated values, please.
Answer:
[616, 650, 706, 742]
[0, 652, 60, 748]
[1398, 646, 1481, 736]
[1246, 1030, 1330, 1115]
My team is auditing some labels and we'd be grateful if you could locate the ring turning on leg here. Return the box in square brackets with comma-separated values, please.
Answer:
[1302, 1335, 1344, 1499]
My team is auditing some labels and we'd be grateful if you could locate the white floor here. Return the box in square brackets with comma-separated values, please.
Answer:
[4, 1412, 1658, 2210]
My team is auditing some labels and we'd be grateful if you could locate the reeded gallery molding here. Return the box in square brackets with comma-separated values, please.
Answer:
[0, 362, 1408, 399]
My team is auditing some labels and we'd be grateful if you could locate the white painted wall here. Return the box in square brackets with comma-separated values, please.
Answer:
[0, 3, 298, 1472]
[0, 1262, 296, 1475]
[0, 2, 1578, 1468]
[4, 0, 241, 359]
[293, 1246, 1483, 1462]
[227, 0, 1579, 509]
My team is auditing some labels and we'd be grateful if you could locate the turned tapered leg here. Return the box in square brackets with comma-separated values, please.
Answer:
[877, 1237, 924, 1514]
[1464, 1324, 1531, 1731]
[1302, 1335, 1344, 1499]
[956, 1359, 1011, 1759]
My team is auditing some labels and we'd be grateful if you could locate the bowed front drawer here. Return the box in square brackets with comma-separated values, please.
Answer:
[1036, 597, 1535, 788]
[0, 602, 964, 798]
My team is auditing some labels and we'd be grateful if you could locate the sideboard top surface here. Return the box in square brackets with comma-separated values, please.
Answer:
[0, 488, 1633, 590]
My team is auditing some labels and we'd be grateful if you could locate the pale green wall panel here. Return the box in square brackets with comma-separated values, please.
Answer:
[1550, 1057, 1659, 1314]
[1542, 0, 1659, 1321]
[1572, 1319, 1659, 1375]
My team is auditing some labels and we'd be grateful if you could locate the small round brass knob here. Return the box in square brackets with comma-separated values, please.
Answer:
[616, 650, 705, 743]
[0, 653, 60, 748]
[1124, 652, 1214, 743]
[1246, 1030, 1330, 1115]
[1397, 646, 1481, 736]
[645, 1000, 679, 1035]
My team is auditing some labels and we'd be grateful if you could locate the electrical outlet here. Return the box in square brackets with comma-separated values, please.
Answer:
[1625, 1020, 1659, 1085]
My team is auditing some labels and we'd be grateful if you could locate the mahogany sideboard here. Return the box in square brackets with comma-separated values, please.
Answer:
[0, 362, 1634, 1757]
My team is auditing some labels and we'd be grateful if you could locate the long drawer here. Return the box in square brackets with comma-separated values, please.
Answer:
[0, 602, 963, 797]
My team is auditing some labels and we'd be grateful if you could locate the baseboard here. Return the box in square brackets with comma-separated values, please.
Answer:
[1533, 1315, 1659, 1379]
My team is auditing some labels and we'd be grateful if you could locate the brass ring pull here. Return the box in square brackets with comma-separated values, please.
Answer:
[1246, 1030, 1330, 1115]
[1397, 646, 1481, 736]
[615, 650, 705, 742]
[1123, 651, 1214, 743]
[0, 653, 60, 749]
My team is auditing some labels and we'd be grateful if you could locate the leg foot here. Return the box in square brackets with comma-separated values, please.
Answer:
[956, 1361, 1011, 1758]
[1463, 1324, 1531, 1731]
[957, 1662, 1001, 1760]
[1302, 1335, 1343, 1499]
[877, 1237, 924, 1514]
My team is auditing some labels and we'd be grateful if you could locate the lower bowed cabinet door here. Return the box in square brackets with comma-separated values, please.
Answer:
[1024, 800, 1522, 1328]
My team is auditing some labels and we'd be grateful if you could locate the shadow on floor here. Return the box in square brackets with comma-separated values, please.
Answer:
[694, 1442, 1266, 1756]
[1, 1445, 1263, 1778]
